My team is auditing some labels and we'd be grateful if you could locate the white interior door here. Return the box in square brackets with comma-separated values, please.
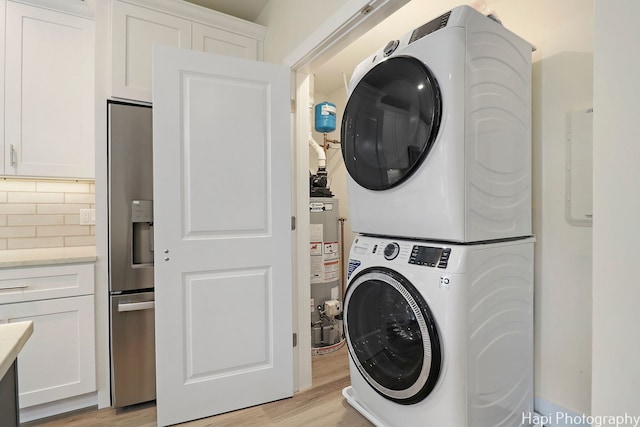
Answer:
[152, 45, 293, 426]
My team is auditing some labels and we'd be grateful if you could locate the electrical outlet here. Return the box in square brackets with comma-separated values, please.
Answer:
[80, 209, 96, 225]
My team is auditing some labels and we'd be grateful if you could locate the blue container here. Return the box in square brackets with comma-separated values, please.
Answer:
[314, 102, 337, 133]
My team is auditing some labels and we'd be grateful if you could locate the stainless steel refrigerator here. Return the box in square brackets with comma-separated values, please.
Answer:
[107, 101, 155, 407]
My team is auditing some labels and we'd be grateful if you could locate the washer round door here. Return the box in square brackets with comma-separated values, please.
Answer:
[341, 56, 442, 191]
[344, 267, 442, 404]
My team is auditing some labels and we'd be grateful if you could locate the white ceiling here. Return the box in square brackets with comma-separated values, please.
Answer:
[183, 0, 270, 22]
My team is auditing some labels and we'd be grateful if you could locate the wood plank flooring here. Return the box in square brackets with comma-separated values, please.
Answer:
[28, 346, 373, 427]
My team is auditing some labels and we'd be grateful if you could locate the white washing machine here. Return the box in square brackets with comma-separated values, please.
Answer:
[341, 5, 533, 242]
[342, 235, 535, 427]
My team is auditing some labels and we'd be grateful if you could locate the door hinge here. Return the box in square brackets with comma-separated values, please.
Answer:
[291, 216, 296, 231]
[293, 332, 298, 348]
[290, 99, 296, 113]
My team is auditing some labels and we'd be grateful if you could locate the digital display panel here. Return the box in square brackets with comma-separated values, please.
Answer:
[410, 246, 443, 266]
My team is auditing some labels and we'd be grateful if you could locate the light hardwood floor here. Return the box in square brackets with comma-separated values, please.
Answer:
[28, 346, 373, 427]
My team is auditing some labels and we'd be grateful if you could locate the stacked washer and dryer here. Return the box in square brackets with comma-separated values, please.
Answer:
[340, 5, 535, 427]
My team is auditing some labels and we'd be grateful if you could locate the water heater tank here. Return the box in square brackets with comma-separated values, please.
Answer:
[309, 197, 344, 355]
[314, 102, 337, 133]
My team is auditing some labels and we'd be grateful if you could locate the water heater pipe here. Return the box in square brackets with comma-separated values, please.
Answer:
[309, 132, 326, 170]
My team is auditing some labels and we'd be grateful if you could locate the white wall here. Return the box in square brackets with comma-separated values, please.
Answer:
[255, 0, 347, 64]
[592, 1, 640, 424]
[532, 51, 593, 417]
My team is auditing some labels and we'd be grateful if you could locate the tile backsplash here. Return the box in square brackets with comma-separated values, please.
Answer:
[0, 178, 95, 250]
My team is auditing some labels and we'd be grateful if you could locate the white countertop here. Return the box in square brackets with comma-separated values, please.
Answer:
[0, 246, 96, 268]
[0, 321, 33, 379]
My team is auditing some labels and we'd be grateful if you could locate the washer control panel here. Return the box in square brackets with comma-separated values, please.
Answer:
[409, 245, 451, 269]
[383, 242, 400, 260]
[352, 237, 453, 270]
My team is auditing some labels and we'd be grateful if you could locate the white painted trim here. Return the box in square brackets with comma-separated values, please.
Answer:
[284, 0, 410, 71]
[293, 71, 313, 391]
[286, 0, 407, 392]
[117, 0, 266, 40]
[20, 392, 97, 423]
[94, 0, 112, 410]
[9, 0, 95, 18]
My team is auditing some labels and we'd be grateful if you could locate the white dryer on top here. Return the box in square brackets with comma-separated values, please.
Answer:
[341, 5, 533, 243]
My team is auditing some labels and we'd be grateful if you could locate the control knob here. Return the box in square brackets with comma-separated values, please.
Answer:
[383, 40, 400, 57]
[383, 242, 400, 260]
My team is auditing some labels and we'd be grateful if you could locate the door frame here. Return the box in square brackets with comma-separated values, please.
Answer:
[283, 0, 409, 391]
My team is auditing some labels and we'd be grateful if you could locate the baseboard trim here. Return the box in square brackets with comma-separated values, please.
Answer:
[19, 392, 98, 424]
[535, 397, 589, 427]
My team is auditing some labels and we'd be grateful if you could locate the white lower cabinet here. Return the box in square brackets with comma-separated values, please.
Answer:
[0, 263, 96, 414]
[0, 295, 96, 408]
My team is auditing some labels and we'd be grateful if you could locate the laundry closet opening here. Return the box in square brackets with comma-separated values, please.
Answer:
[301, 0, 457, 378]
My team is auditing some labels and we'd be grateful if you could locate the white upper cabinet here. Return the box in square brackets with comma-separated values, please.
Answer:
[111, 0, 266, 103]
[8, 0, 95, 18]
[3, 1, 95, 178]
[111, 1, 191, 101]
[192, 23, 259, 59]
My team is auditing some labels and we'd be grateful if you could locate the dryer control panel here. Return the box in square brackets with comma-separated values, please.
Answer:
[409, 245, 451, 269]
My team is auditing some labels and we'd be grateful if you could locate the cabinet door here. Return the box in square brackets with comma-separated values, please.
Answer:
[112, 1, 191, 102]
[0, 295, 96, 408]
[192, 23, 260, 60]
[4, 2, 95, 178]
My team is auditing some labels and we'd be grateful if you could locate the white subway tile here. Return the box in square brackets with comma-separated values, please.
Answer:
[65, 214, 80, 225]
[37, 225, 90, 237]
[0, 226, 36, 238]
[37, 203, 89, 214]
[0, 179, 36, 192]
[65, 235, 96, 247]
[8, 236, 64, 250]
[1, 178, 96, 249]
[0, 204, 36, 215]
[37, 181, 91, 193]
[65, 193, 95, 204]
[9, 192, 64, 203]
[8, 215, 64, 226]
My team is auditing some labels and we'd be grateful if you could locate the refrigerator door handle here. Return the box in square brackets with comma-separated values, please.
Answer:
[118, 301, 155, 312]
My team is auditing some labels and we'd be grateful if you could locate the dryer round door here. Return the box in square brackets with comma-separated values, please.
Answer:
[344, 267, 442, 404]
[341, 56, 442, 191]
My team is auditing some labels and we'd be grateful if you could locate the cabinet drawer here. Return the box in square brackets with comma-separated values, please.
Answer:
[0, 264, 94, 304]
